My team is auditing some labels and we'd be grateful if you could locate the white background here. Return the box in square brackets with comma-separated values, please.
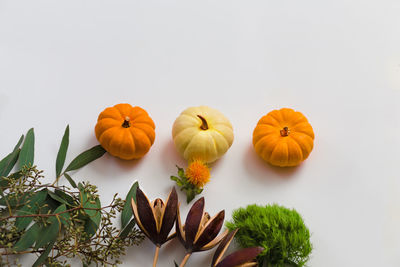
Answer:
[1, 1, 400, 266]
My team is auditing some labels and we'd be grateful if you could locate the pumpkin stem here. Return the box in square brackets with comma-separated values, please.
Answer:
[122, 116, 131, 128]
[197, 115, 209, 130]
[280, 126, 290, 137]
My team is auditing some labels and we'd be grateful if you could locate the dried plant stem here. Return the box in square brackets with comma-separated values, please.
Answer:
[179, 253, 192, 267]
[152, 246, 160, 267]
[0, 249, 45, 256]
[51, 173, 64, 186]
[0, 204, 116, 221]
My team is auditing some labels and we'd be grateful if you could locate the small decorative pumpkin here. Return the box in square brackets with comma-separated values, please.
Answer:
[172, 106, 234, 163]
[95, 103, 155, 160]
[253, 108, 314, 167]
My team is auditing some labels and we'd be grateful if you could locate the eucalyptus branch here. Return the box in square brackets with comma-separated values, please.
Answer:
[0, 249, 45, 256]
[0, 164, 143, 267]
[0, 204, 117, 221]
[0, 127, 145, 266]
[31, 183, 77, 195]
[51, 172, 66, 186]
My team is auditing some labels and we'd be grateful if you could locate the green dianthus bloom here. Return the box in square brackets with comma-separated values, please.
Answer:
[226, 204, 312, 267]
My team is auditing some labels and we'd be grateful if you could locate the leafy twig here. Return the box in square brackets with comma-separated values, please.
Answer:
[0, 127, 144, 266]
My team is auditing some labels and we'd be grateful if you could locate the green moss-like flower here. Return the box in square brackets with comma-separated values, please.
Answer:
[226, 204, 312, 267]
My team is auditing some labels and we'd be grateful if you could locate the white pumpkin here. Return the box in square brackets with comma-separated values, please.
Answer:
[172, 106, 234, 163]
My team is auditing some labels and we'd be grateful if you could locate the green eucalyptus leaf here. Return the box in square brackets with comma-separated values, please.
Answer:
[13, 134, 25, 151]
[56, 204, 71, 228]
[0, 179, 7, 188]
[119, 218, 137, 239]
[0, 135, 23, 185]
[13, 223, 41, 252]
[84, 217, 98, 238]
[54, 189, 76, 206]
[64, 145, 106, 173]
[121, 181, 138, 228]
[8, 170, 23, 179]
[19, 128, 35, 170]
[33, 240, 56, 267]
[56, 125, 70, 177]
[79, 183, 101, 226]
[0, 191, 31, 207]
[47, 190, 69, 206]
[0, 170, 23, 187]
[77, 182, 84, 203]
[0, 187, 6, 208]
[34, 227, 47, 249]
[15, 189, 48, 231]
[0, 149, 20, 178]
[63, 173, 77, 188]
[87, 198, 101, 226]
[35, 204, 66, 248]
[43, 195, 60, 214]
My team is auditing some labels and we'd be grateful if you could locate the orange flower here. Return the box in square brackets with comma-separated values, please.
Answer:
[185, 161, 210, 187]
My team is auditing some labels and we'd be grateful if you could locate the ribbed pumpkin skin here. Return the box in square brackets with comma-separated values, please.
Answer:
[172, 106, 234, 163]
[253, 108, 314, 167]
[95, 103, 155, 160]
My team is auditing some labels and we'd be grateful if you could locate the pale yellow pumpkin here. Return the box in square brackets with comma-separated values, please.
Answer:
[172, 106, 234, 163]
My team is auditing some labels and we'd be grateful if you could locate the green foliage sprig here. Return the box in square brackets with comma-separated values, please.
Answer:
[170, 165, 203, 203]
[0, 127, 144, 266]
[226, 204, 312, 267]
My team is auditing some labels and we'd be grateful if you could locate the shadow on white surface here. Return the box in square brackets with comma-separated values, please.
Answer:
[208, 150, 228, 173]
[161, 235, 216, 267]
[160, 140, 186, 172]
[80, 135, 149, 171]
[161, 237, 187, 266]
[243, 143, 304, 183]
[113, 154, 144, 170]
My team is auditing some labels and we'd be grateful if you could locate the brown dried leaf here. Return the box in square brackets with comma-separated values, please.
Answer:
[215, 247, 264, 267]
[212, 229, 239, 266]
[158, 187, 178, 245]
[184, 197, 205, 249]
[194, 210, 225, 251]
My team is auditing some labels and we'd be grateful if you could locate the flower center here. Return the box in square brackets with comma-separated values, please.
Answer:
[185, 161, 211, 187]
[153, 198, 164, 231]
[200, 212, 211, 229]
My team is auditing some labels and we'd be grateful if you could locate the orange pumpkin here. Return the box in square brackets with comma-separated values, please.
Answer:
[95, 103, 155, 160]
[253, 108, 314, 167]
